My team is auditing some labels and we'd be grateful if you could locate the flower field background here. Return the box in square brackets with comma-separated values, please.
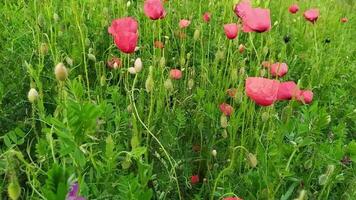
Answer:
[0, 0, 355, 199]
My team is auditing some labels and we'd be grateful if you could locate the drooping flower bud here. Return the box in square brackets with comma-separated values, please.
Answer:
[65, 56, 73, 67]
[128, 67, 137, 74]
[39, 43, 48, 55]
[8, 179, 21, 200]
[211, 149, 217, 157]
[54, 62, 68, 81]
[28, 88, 39, 103]
[188, 79, 194, 90]
[220, 114, 228, 128]
[222, 129, 228, 139]
[247, 153, 258, 168]
[145, 76, 154, 93]
[164, 79, 174, 92]
[193, 29, 200, 41]
[100, 75, 106, 86]
[159, 57, 166, 68]
[87, 53, 96, 62]
[53, 13, 60, 22]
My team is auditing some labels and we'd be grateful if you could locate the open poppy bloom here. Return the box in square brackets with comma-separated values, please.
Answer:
[203, 12, 211, 22]
[191, 175, 200, 184]
[289, 4, 299, 14]
[179, 19, 191, 28]
[234, 1, 271, 33]
[340, 17, 348, 23]
[277, 81, 300, 100]
[170, 69, 182, 80]
[223, 197, 243, 200]
[304, 9, 319, 23]
[295, 90, 313, 104]
[219, 103, 233, 116]
[144, 0, 166, 20]
[108, 17, 139, 53]
[245, 77, 279, 106]
[66, 182, 86, 200]
[224, 23, 239, 39]
[269, 62, 288, 77]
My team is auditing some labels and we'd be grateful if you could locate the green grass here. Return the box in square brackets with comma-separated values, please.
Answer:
[0, 0, 355, 199]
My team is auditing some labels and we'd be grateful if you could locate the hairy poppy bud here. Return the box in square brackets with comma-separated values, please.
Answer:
[65, 56, 73, 67]
[145, 76, 154, 93]
[159, 57, 166, 68]
[188, 79, 194, 90]
[39, 43, 48, 55]
[222, 129, 228, 139]
[318, 174, 328, 185]
[261, 112, 269, 122]
[211, 149, 217, 157]
[127, 1, 131, 7]
[247, 153, 257, 168]
[164, 79, 174, 92]
[193, 29, 200, 40]
[54, 63, 68, 81]
[8, 180, 21, 200]
[28, 88, 39, 103]
[239, 67, 245, 76]
[128, 67, 136, 74]
[53, 13, 60, 22]
[100, 75, 106, 86]
[220, 114, 228, 128]
[134, 58, 143, 72]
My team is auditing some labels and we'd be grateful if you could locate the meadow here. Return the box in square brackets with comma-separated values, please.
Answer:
[0, 0, 355, 199]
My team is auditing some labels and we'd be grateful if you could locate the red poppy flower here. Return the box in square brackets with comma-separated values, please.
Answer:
[219, 103, 233, 116]
[245, 77, 279, 106]
[296, 90, 313, 104]
[203, 12, 211, 22]
[108, 17, 139, 54]
[289, 4, 299, 14]
[234, 0, 251, 18]
[304, 9, 319, 23]
[154, 40, 164, 49]
[340, 17, 348, 23]
[277, 81, 300, 100]
[224, 23, 239, 39]
[144, 0, 166, 20]
[107, 57, 122, 69]
[179, 19, 191, 28]
[269, 62, 288, 77]
[223, 197, 243, 200]
[191, 175, 200, 184]
[170, 69, 182, 80]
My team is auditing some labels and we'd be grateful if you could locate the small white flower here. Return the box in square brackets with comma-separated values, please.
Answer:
[211, 149, 217, 157]
[134, 58, 142, 72]
[28, 88, 39, 103]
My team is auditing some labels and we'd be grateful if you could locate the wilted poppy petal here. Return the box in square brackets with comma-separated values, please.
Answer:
[179, 19, 191, 28]
[269, 62, 288, 77]
[245, 77, 279, 106]
[296, 90, 313, 104]
[224, 23, 239, 39]
[304, 9, 319, 23]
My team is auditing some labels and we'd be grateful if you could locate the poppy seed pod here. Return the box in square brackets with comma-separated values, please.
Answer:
[54, 62, 68, 81]
[247, 153, 258, 168]
[134, 58, 143, 72]
[28, 88, 39, 103]
[8, 180, 21, 200]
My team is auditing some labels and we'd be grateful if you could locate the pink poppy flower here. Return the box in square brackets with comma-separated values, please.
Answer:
[223, 197, 243, 200]
[277, 81, 300, 100]
[234, 0, 252, 18]
[219, 103, 233, 116]
[144, 0, 166, 20]
[340, 17, 348, 23]
[108, 17, 139, 54]
[114, 31, 139, 53]
[223, 23, 239, 39]
[269, 62, 288, 77]
[289, 4, 299, 14]
[304, 9, 319, 23]
[245, 77, 279, 106]
[242, 8, 271, 33]
[191, 175, 200, 184]
[296, 90, 313, 104]
[170, 69, 182, 80]
[179, 19, 191, 28]
[203, 12, 211, 22]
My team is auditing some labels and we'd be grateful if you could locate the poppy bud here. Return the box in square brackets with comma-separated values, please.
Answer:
[219, 103, 233, 116]
[53, 13, 60, 22]
[134, 58, 143, 73]
[247, 153, 257, 168]
[127, 104, 133, 113]
[238, 44, 245, 53]
[121, 155, 132, 169]
[100, 75, 106, 86]
[191, 175, 199, 184]
[160, 57, 166, 68]
[37, 14, 45, 27]
[85, 38, 91, 47]
[65, 56, 73, 67]
[188, 79, 194, 90]
[145, 76, 154, 93]
[260, 68, 266, 77]
[295, 190, 306, 200]
[318, 174, 328, 185]
[39, 43, 48, 55]
[193, 29, 200, 40]
[220, 114, 228, 128]
[211, 149, 217, 157]
[87, 53, 96, 62]
[127, 1, 131, 7]
[239, 67, 245, 76]
[340, 17, 348, 23]
[222, 129, 228, 139]
[180, 57, 185, 66]
[128, 67, 136, 74]
[164, 79, 174, 92]
[304, 159, 313, 169]
[326, 164, 335, 176]
[261, 112, 269, 122]
[8, 180, 21, 200]
[28, 88, 39, 103]
[215, 50, 225, 60]
[54, 62, 68, 81]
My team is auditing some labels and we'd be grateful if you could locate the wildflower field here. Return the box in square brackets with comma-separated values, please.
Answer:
[0, 0, 355, 199]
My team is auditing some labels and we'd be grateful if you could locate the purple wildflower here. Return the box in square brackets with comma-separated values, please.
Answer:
[66, 182, 86, 200]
